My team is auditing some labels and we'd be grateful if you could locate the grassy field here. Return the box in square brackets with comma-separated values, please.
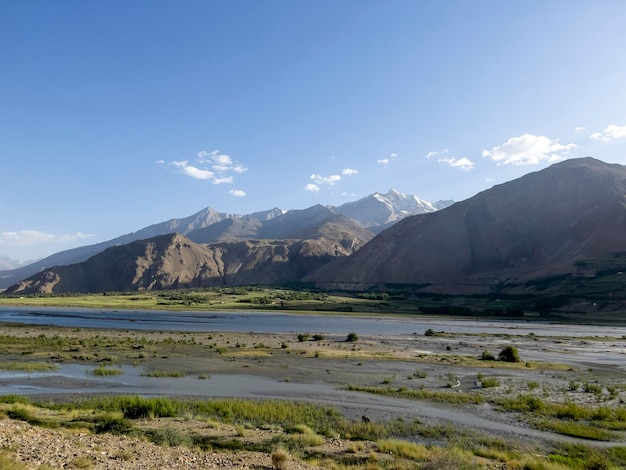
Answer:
[2, 394, 625, 469]
[0, 285, 602, 321]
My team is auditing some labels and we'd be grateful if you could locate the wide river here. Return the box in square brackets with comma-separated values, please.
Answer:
[0, 305, 623, 337]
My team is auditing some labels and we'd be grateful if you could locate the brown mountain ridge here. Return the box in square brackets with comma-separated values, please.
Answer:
[6, 157, 626, 298]
[5, 214, 373, 294]
[307, 157, 626, 294]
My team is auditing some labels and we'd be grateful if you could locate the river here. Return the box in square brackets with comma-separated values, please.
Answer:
[0, 306, 623, 337]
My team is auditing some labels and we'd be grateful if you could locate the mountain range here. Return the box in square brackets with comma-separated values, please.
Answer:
[307, 157, 626, 295]
[1, 190, 449, 292]
[5, 158, 626, 303]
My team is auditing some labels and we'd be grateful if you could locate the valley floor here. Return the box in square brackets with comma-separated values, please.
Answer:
[1, 320, 625, 468]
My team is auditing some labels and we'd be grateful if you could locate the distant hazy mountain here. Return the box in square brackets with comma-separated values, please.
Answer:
[0, 190, 444, 289]
[0, 256, 36, 271]
[185, 205, 372, 244]
[334, 189, 454, 233]
[307, 157, 626, 294]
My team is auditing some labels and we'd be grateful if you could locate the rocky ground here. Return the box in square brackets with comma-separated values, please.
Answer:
[0, 418, 319, 470]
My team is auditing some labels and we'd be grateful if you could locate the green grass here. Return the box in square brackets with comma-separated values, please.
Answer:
[5, 284, 626, 322]
[537, 419, 617, 441]
[376, 439, 430, 460]
[141, 370, 186, 378]
[90, 366, 124, 376]
[345, 384, 485, 405]
[0, 361, 58, 372]
[0, 450, 30, 470]
[478, 375, 500, 388]
[4, 394, 626, 469]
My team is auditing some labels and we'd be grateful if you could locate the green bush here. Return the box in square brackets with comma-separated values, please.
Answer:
[498, 345, 520, 362]
[93, 415, 134, 435]
[346, 332, 359, 342]
[481, 350, 496, 361]
[480, 377, 500, 388]
[93, 396, 179, 419]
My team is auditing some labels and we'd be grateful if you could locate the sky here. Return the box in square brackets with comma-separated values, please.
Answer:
[2, 1, 626, 262]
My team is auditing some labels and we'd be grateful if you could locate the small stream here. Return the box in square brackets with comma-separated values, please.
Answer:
[0, 363, 336, 398]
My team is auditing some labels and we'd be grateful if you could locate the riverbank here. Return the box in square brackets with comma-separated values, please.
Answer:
[1, 319, 626, 468]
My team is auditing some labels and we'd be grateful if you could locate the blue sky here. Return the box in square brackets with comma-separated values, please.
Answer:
[2, 1, 626, 261]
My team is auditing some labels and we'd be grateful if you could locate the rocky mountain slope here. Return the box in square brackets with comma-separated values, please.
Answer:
[5, 215, 373, 294]
[0, 191, 442, 289]
[307, 157, 626, 294]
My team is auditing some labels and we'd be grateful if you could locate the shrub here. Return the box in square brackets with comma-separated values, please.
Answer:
[583, 382, 603, 394]
[93, 415, 134, 435]
[480, 377, 500, 388]
[101, 396, 179, 419]
[481, 350, 496, 361]
[346, 332, 359, 342]
[271, 447, 290, 470]
[498, 345, 520, 362]
[297, 333, 311, 342]
[7, 406, 43, 426]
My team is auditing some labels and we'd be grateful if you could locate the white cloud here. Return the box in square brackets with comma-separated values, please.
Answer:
[213, 176, 234, 184]
[589, 124, 626, 142]
[0, 230, 94, 247]
[172, 161, 215, 180]
[482, 134, 577, 166]
[229, 189, 246, 197]
[425, 149, 448, 159]
[574, 126, 586, 133]
[438, 156, 475, 171]
[305, 183, 320, 192]
[377, 152, 398, 164]
[165, 149, 247, 185]
[310, 174, 341, 185]
[212, 154, 233, 166]
[341, 168, 358, 176]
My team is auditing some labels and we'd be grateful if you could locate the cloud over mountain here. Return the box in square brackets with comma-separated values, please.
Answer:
[590, 124, 626, 142]
[482, 134, 577, 165]
[163, 149, 248, 185]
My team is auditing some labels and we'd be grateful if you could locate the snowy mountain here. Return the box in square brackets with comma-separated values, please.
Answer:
[335, 189, 453, 233]
[0, 190, 449, 288]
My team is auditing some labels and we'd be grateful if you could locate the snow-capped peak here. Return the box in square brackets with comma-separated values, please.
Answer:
[335, 189, 451, 233]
